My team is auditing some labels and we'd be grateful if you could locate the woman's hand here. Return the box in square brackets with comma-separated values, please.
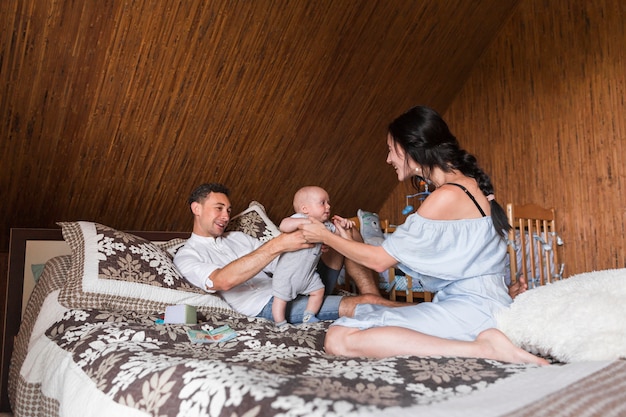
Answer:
[298, 217, 331, 243]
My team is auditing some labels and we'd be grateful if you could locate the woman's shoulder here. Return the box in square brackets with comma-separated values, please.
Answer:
[418, 184, 488, 220]
[403, 212, 489, 228]
[417, 186, 464, 219]
[387, 213, 494, 258]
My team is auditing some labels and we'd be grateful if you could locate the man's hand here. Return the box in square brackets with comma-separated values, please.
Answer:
[272, 229, 315, 253]
[208, 230, 313, 291]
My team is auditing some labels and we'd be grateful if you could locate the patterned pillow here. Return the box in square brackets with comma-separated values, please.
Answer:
[157, 237, 187, 258]
[225, 201, 281, 242]
[57, 221, 232, 313]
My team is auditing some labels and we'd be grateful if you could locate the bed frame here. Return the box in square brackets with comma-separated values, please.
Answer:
[3, 228, 626, 416]
[0, 227, 190, 413]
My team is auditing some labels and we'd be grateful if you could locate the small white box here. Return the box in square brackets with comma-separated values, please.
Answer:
[163, 304, 197, 324]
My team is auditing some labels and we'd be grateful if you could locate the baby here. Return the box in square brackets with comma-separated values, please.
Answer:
[271, 186, 354, 326]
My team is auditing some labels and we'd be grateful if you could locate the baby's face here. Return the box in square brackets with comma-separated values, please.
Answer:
[304, 189, 331, 222]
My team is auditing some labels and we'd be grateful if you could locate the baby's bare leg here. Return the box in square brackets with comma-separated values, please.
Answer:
[305, 287, 325, 316]
[271, 297, 288, 323]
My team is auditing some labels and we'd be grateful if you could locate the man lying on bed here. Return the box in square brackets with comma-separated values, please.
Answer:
[174, 183, 403, 323]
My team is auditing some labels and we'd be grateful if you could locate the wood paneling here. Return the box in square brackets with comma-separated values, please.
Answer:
[0, 0, 519, 251]
[382, 0, 626, 275]
[3, 0, 622, 276]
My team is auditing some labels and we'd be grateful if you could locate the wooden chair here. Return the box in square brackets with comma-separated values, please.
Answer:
[380, 220, 432, 303]
[506, 203, 564, 288]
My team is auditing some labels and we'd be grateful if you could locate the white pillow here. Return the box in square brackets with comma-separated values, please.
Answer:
[496, 268, 626, 362]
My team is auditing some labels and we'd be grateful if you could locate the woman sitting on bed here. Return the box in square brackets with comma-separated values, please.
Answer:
[299, 105, 548, 365]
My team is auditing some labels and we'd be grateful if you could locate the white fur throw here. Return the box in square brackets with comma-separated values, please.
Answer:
[496, 268, 626, 362]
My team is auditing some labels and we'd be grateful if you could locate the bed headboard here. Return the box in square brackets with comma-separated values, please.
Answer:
[0, 227, 190, 412]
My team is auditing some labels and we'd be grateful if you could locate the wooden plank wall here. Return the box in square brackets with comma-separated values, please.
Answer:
[380, 0, 626, 276]
[0, 0, 519, 254]
[2, 0, 622, 276]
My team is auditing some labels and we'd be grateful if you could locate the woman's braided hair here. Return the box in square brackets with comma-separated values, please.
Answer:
[388, 105, 510, 236]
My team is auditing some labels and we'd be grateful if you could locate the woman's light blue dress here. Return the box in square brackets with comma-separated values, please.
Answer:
[333, 213, 511, 341]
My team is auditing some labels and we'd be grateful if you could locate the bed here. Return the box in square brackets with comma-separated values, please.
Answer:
[2, 202, 626, 416]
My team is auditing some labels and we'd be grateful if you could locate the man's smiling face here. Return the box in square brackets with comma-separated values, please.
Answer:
[192, 192, 232, 238]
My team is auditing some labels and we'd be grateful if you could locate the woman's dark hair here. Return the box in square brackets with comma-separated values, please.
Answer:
[187, 183, 230, 207]
[388, 106, 510, 235]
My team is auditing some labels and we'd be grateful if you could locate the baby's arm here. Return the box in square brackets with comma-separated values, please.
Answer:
[279, 216, 309, 233]
[331, 215, 355, 232]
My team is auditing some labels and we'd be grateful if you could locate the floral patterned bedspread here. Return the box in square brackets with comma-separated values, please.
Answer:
[42, 308, 535, 417]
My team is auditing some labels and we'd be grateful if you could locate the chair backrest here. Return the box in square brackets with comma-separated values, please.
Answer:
[506, 203, 563, 288]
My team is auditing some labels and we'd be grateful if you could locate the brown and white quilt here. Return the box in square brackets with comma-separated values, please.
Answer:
[8, 217, 626, 416]
[12, 284, 624, 417]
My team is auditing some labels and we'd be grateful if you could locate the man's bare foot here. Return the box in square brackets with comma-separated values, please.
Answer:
[476, 328, 549, 366]
[508, 275, 528, 299]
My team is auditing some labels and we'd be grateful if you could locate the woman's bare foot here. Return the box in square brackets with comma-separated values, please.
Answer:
[476, 329, 549, 366]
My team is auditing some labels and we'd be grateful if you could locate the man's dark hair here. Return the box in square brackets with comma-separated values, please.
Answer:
[187, 183, 230, 206]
